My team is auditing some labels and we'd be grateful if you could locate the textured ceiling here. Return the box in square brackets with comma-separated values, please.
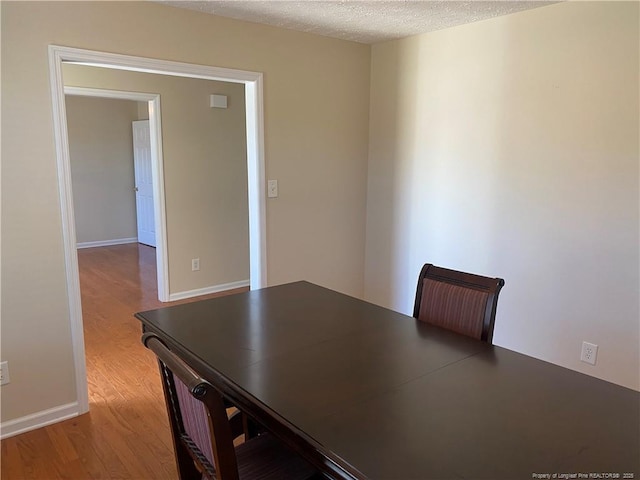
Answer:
[159, 1, 558, 44]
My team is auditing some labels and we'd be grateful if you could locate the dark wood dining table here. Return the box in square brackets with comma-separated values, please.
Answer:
[136, 281, 639, 480]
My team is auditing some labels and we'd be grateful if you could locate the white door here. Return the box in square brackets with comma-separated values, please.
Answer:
[132, 120, 156, 247]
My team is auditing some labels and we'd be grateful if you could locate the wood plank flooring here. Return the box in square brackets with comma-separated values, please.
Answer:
[1, 243, 248, 479]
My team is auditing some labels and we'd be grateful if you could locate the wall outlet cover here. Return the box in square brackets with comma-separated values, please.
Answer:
[580, 342, 598, 366]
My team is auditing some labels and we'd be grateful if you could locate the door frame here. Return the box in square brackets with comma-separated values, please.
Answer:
[49, 45, 267, 414]
[65, 86, 166, 275]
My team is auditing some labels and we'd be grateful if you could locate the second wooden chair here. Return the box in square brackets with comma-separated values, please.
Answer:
[413, 263, 505, 343]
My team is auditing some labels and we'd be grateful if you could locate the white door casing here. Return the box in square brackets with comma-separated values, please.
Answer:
[49, 45, 267, 418]
[132, 120, 156, 247]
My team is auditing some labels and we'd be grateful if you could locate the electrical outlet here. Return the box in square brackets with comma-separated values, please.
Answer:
[580, 341, 598, 366]
[0, 361, 10, 386]
[191, 258, 200, 271]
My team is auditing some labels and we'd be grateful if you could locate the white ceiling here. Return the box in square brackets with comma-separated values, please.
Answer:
[159, 1, 558, 44]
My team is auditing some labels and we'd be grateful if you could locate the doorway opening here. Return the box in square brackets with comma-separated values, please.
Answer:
[49, 45, 267, 415]
[65, 86, 163, 258]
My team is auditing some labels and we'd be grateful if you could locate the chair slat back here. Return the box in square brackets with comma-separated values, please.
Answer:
[173, 375, 216, 467]
[413, 264, 505, 343]
[143, 333, 239, 480]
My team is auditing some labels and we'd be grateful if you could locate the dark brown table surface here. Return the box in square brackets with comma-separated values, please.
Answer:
[136, 281, 639, 480]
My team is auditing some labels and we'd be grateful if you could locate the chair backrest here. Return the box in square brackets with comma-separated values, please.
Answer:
[413, 264, 505, 343]
[142, 333, 241, 480]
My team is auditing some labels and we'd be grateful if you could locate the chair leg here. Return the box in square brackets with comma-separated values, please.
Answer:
[243, 414, 265, 439]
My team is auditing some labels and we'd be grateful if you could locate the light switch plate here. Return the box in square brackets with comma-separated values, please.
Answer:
[267, 180, 278, 198]
[0, 361, 9, 386]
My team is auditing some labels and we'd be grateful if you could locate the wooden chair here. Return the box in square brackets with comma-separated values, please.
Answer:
[413, 264, 505, 343]
[142, 333, 319, 480]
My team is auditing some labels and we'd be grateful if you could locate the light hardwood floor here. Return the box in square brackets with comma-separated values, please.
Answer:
[1, 243, 248, 479]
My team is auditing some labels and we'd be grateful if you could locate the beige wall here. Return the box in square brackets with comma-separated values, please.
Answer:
[1, 1, 370, 424]
[64, 64, 251, 292]
[66, 96, 139, 244]
[365, 1, 639, 390]
[137, 101, 148, 121]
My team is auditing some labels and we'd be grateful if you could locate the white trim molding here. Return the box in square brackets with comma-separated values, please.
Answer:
[0, 402, 80, 440]
[48, 45, 267, 420]
[76, 237, 138, 249]
[168, 280, 250, 302]
[245, 78, 268, 288]
[65, 86, 152, 102]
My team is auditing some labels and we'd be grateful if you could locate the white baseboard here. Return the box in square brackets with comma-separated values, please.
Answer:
[168, 279, 250, 302]
[77, 237, 138, 249]
[0, 402, 80, 439]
